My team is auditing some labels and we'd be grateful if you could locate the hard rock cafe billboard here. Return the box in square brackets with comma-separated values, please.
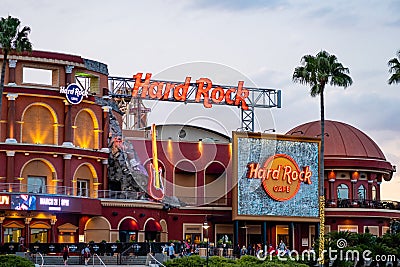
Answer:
[232, 132, 320, 221]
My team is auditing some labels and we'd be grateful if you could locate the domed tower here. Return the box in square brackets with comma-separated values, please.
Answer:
[287, 120, 397, 235]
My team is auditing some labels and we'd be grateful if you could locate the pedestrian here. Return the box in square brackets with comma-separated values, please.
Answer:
[62, 245, 69, 266]
[82, 244, 91, 266]
[168, 243, 175, 259]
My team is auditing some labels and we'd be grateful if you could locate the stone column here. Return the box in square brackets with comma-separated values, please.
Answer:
[62, 100, 74, 147]
[63, 154, 72, 195]
[50, 215, 57, 243]
[24, 217, 32, 245]
[6, 151, 15, 185]
[6, 93, 18, 143]
[101, 106, 111, 149]
[102, 159, 108, 192]
[8, 59, 17, 85]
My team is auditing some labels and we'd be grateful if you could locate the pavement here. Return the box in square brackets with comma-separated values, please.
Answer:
[40, 265, 148, 267]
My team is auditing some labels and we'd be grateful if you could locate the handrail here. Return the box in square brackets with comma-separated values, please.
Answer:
[35, 252, 44, 267]
[93, 253, 107, 267]
[119, 244, 139, 265]
[148, 252, 166, 267]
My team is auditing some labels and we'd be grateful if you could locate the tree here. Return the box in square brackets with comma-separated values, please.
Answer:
[0, 15, 32, 123]
[292, 50, 353, 264]
[388, 50, 400, 84]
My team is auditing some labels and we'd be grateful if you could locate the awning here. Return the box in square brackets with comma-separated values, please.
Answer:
[119, 218, 139, 231]
[145, 220, 162, 232]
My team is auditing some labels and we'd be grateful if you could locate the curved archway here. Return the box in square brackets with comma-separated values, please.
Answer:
[21, 103, 59, 145]
[73, 163, 98, 198]
[143, 218, 162, 242]
[118, 217, 139, 243]
[357, 184, 366, 200]
[85, 216, 111, 243]
[204, 161, 227, 205]
[174, 160, 197, 205]
[74, 108, 99, 149]
[20, 158, 57, 194]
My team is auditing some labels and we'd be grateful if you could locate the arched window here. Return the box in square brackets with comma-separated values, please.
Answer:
[22, 104, 56, 145]
[74, 110, 98, 149]
[358, 185, 366, 200]
[337, 184, 349, 200]
[372, 185, 377, 201]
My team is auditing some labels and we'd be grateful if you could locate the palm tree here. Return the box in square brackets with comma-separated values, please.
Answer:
[388, 50, 400, 84]
[0, 15, 32, 122]
[293, 50, 352, 264]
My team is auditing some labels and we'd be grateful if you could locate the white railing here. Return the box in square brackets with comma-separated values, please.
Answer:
[147, 252, 166, 267]
[93, 253, 107, 267]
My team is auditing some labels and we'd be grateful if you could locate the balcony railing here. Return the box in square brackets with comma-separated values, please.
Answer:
[0, 183, 231, 206]
[326, 199, 400, 210]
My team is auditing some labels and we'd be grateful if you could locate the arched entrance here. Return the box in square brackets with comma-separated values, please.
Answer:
[144, 219, 162, 242]
[118, 218, 139, 243]
[85, 217, 111, 243]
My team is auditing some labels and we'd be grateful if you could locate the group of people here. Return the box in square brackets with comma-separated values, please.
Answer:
[235, 240, 292, 258]
[61, 244, 91, 266]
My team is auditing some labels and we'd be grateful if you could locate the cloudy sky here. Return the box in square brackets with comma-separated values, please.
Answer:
[3, 0, 400, 200]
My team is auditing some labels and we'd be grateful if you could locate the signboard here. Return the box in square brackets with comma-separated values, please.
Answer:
[60, 83, 89, 104]
[0, 195, 10, 209]
[131, 73, 250, 110]
[11, 194, 37, 210]
[232, 132, 320, 221]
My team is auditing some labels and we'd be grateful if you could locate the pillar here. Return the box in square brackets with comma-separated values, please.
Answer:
[63, 154, 72, 194]
[0, 215, 5, 244]
[102, 106, 111, 149]
[289, 222, 294, 250]
[102, 159, 108, 192]
[24, 217, 32, 246]
[6, 151, 15, 185]
[62, 100, 74, 147]
[8, 59, 17, 85]
[233, 221, 239, 247]
[261, 221, 267, 248]
[6, 93, 18, 143]
[50, 215, 57, 243]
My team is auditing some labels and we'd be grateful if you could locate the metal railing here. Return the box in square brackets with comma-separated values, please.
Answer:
[326, 199, 400, 210]
[148, 252, 166, 267]
[93, 253, 107, 267]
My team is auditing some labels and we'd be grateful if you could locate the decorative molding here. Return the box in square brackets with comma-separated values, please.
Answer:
[65, 65, 74, 74]
[6, 151, 15, 157]
[63, 154, 72, 160]
[6, 93, 18, 101]
[8, 59, 17, 68]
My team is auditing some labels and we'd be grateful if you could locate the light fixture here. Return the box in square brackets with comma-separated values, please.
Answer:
[53, 154, 58, 158]
[264, 128, 276, 133]
[78, 156, 82, 160]
[24, 152, 29, 156]
[290, 130, 304, 135]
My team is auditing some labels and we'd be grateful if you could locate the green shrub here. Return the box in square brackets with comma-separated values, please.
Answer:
[0, 255, 34, 267]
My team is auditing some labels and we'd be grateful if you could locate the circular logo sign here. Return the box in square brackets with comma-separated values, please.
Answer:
[63, 83, 87, 105]
[246, 154, 312, 201]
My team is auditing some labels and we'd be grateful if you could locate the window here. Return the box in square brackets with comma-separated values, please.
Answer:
[358, 185, 366, 200]
[337, 184, 349, 199]
[23, 67, 52, 86]
[4, 228, 22, 243]
[372, 186, 377, 201]
[30, 228, 48, 243]
[27, 176, 46, 194]
[77, 180, 88, 197]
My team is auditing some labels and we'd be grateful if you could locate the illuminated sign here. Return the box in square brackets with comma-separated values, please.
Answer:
[246, 154, 312, 201]
[39, 197, 70, 211]
[60, 83, 89, 104]
[232, 132, 320, 221]
[0, 195, 10, 205]
[11, 194, 36, 210]
[132, 73, 250, 110]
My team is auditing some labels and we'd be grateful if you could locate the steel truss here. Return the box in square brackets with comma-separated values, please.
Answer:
[108, 76, 281, 131]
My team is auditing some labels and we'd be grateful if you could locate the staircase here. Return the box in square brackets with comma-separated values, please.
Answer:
[33, 255, 150, 266]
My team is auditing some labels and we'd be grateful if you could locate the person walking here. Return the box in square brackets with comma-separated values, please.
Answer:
[168, 243, 175, 259]
[62, 245, 69, 266]
[82, 244, 91, 266]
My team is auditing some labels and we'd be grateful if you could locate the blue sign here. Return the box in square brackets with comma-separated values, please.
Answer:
[60, 83, 89, 104]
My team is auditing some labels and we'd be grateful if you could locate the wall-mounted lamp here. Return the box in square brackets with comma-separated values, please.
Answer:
[139, 213, 146, 218]
[290, 130, 304, 135]
[264, 129, 276, 133]
[316, 133, 329, 137]
[78, 156, 82, 160]
[24, 152, 29, 156]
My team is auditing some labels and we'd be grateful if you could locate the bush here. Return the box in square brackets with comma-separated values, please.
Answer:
[0, 255, 34, 267]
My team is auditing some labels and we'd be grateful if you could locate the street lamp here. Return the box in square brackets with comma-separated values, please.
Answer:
[202, 221, 210, 267]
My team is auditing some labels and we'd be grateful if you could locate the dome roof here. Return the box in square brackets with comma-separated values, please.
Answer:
[286, 120, 394, 177]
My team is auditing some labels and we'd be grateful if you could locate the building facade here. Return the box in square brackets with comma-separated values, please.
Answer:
[0, 50, 398, 254]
